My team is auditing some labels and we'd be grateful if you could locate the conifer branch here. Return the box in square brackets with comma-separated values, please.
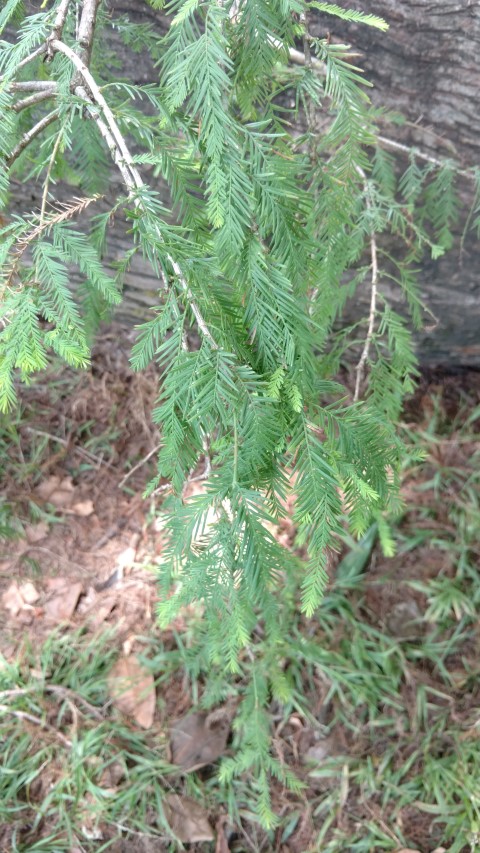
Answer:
[48, 39, 219, 351]
[376, 134, 472, 178]
[2, 0, 470, 682]
[286, 45, 474, 181]
[4, 194, 102, 292]
[13, 45, 48, 73]
[8, 195, 102, 276]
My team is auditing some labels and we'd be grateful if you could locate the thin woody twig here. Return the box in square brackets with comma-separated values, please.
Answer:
[0, 686, 104, 720]
[40, 121, 67, 224]
[89, 109, 140, 193]
[118, 444, 162, 489]
[75, 0, 101, 67]
[51, 0, 72, 42]
[9, 81, 58, 92]
[0, 704, 72, 747]
[51, 41, 144, 189]
[353, 233, 378, 401]
[2, 1, 68, 157]
[354, 165, 378, 402]
[376, 134, 472, 178]
[12, 89, 57, 113]
[6, 109, 60, 166]
[0, 45, 47, 87]
[24, 426, 114, 469]
[12, 44, 47, 73]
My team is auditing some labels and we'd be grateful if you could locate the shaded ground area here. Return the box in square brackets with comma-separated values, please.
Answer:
[1, 338, 480, 852]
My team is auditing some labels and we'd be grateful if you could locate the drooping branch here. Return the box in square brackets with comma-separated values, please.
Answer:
[50, 40, 144, 190]
[5, 2, 219, 353]
[286, 45, 475, 181]
[73, 81, 219, 349]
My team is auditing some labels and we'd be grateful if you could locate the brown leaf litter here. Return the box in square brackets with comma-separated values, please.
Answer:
[107, 654, 156, 729]
[163, 794, 214, 843]
[169, 706, 233, 772]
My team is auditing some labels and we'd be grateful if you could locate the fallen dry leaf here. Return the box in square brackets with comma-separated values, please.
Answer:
[164, 794, 214, 843]
[24, 522, 49, 543]
[36, 475, 75, 509]
[19, 582, 40, 605]
[107, 655, 156, 729]
[170, 707, 231, 772]
[387, 599, 425, 640]
[71, 499, 95, 517]
[44, 580, 83, 623]
[2, 582, 25, 617]
[99, 760, 125, 788]
[1, 581, 40, 617]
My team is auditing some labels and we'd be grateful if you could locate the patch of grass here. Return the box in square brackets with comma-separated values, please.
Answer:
[2, 384, 480, 851]
[0, 630, 175, 852]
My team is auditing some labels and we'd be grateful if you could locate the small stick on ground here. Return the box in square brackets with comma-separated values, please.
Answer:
[0, 705, 72, 747]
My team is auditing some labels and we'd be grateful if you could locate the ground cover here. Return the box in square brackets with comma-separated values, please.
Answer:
[1, 336, 480, 852]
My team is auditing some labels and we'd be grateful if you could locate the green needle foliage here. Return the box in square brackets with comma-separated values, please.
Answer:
[0, 2, 477, 664]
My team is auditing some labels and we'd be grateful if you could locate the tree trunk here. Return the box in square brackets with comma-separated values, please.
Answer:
[310, 0, 480, 366]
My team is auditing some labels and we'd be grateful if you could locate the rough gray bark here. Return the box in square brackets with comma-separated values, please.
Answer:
[310, 0, 480, 365]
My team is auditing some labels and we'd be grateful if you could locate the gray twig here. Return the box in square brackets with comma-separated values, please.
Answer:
[6, 110, 60, 166]
[12, 89, 57, 113]
[51, 0, 72, 42]
[0, 704, 72, 747]
[9, 81, 58, 92]
[354, 166, 378, 402]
